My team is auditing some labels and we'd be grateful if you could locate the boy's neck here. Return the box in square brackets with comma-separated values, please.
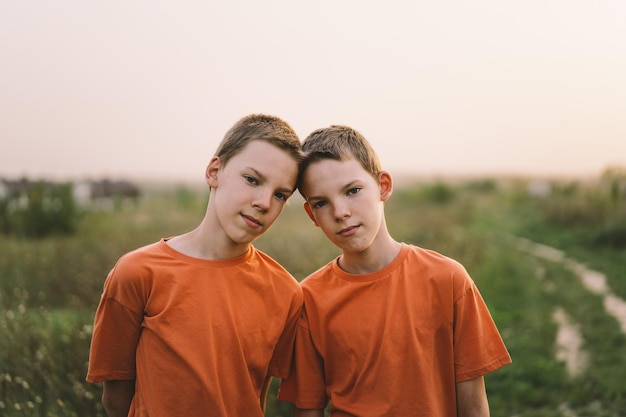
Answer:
[338, 235, 402, 275]
[166, 226, 251, 261]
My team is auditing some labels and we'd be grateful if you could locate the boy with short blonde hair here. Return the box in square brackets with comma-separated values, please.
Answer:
[279, 125, 511, 417]
[87, 114, 304, 417]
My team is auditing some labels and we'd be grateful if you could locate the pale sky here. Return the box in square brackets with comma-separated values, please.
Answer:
[1, 0, 625, 182]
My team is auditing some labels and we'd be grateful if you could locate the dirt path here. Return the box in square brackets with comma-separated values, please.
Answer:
[551, 307, 588, 378]
[515, 237, 626, 335]
[512, 237, 626, 416]
[565, 260, 626, 335]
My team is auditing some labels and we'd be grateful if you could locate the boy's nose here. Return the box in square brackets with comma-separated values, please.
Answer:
[333, 202, 350, 221]
[252, 190, 271, 212]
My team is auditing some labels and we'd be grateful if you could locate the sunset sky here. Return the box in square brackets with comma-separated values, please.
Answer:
[1, 0, 625, 182]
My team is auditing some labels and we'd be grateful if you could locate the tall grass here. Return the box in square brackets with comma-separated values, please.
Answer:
[1, 174, 625, 416]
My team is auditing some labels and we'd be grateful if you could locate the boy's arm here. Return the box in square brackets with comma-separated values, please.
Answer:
[456, 376, 490, 417]
[260, 376, 272, 412]
[102, 380, 135, 417]
[296, 409, 325, 417]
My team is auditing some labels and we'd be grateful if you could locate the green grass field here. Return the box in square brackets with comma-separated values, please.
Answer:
[1, 174, 625, 416]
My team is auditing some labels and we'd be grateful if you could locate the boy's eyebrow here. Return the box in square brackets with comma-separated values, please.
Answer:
[304, 187, 326, 203]
[307, 180, 360, 202]
[248, 167, 265, 181]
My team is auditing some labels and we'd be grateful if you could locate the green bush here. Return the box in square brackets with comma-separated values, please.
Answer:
[594, 223, 626, 248]
[535, 173, 625, 229]
[395, 181, 456, 205]
[0, 181, 79, 238]
[0, 302, 103, 417]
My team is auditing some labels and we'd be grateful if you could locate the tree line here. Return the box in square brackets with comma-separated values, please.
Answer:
[0, 177, 140, 238]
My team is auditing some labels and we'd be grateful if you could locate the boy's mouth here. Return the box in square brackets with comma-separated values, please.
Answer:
[338, 225, 359, 237]
[242, 214, 262, 228]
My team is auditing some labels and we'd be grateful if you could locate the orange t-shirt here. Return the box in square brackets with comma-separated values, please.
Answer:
[87, 238, 303, 417]
[279, 244, 511, 417]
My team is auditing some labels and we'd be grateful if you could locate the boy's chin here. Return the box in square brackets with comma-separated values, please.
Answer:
[227, 233, 258, 246]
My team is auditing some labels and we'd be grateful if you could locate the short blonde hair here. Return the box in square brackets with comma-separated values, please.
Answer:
[214, 114, 303, 166]
[299, 125, 381, 188]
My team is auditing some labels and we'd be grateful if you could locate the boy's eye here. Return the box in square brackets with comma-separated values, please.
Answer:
[244, 175, 258, 185]
[312, 200, 327, 209]
[275, 192, 288, 202]
[347, 187, 361, 196]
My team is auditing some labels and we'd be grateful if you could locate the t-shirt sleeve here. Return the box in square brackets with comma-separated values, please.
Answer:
[453, 276, 511, 382]
[86, 262, 145, 383]
[278, 307, 328, 409]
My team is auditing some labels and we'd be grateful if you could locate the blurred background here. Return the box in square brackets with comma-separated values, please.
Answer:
[1, 1, 625, 416]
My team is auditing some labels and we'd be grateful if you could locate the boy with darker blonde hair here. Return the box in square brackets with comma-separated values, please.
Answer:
[87, 114, 304, 417]
[279, 125, 511, 417]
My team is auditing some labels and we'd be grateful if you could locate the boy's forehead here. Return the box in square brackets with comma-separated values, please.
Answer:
[228, 140, 298, 173]
[302, 158, 370, 190]
[232, 139, 297, 161]
[304, 156, 363, 174]
[240, 138, 277, 154]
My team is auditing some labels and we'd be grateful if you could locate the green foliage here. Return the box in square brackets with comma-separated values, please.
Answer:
[601, 166, 626, 206]
[0, 181, 79, 238]
[594, 222, 626, 248]
[476, 245, 569, 415]
[532, 168, 626, 231]
[514, 172, 626, 300]
[1, 173, 625, 416]
[395, 181, 456, 205]
[463, 178, 498, 194]
[0, 302, 103, 417]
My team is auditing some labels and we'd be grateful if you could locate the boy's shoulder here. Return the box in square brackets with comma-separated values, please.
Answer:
[114, 239, 169, 270]
[116, 241, 296, 278]
[300, 244, 469, 289]
[396, 244, 471, 284]
[406, 244, 467, 271]
[109, 242, 300, 295]
[105, 239, 167, 284]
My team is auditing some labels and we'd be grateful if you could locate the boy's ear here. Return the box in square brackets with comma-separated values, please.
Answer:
[378, 171, 393, 202]
[205, 156, 221, 187]
[303, 201, 319, 227]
